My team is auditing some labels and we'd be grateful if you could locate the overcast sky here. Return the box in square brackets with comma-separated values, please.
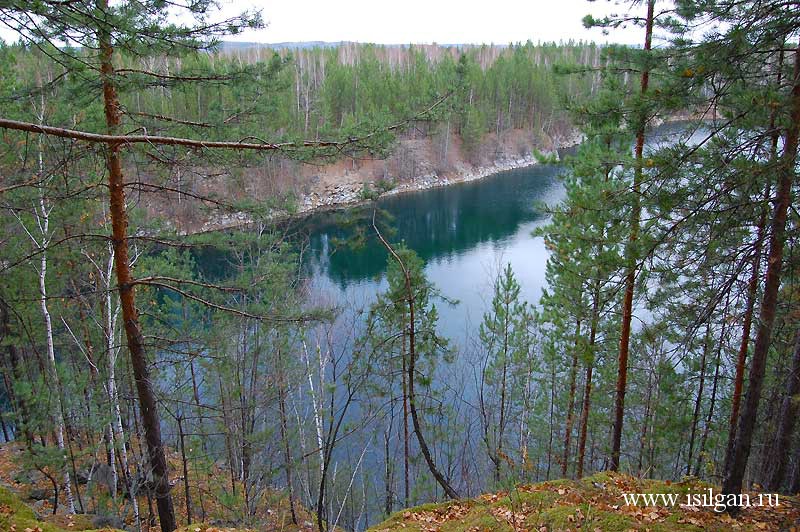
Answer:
[0, 0, 652, 46]
[219, 0, 650, 45]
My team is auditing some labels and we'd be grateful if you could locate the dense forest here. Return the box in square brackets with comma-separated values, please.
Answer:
[0, 1, 798, 532]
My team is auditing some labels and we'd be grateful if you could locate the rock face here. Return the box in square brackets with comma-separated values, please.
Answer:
[183, 128, 584, 233]
[27, 487, 48, 501]
[194, 153, 557, 233]
[296, 154, 545, 214]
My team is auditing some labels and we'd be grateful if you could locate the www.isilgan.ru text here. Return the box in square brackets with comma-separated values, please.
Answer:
[621, 489, 779, 512]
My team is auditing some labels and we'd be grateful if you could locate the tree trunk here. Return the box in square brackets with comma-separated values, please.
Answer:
[383, 414, 394, 516]
[406, 281, 459, 498]
[546, 355, 556, 480]
[561, 320, 581, 478]
[96, 4, 176, 528]
[188, 359, 207, 454]
[637, 372, 653, 476]
[401, 326, 410, 506]
[726, 48, 783, 477]
[696, 312, 727, 477]
[177, 415, 192, 525]
[611, 0, 655, 472]
[35, 148, 76, 515]
[0, 299, 33, 445]
[105, 246, 140, 530]
[576, 362, 593, 479]
[376, 233, 459, 499]
[728, 181, 769, 458]
[722, 41, 800, 507]
[764, 330, 800, 491]
[687, 324, 710, 476]
[277, 348, 298, 525]
[577, 278, 601, 478]
[495, 296, 512, 484]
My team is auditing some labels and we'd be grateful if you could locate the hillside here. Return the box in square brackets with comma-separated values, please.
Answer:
[170, 126, 580, 233]
[3, 463, 797, 532]
[0, 443, 314, 532]
[370, 472, 800, 532]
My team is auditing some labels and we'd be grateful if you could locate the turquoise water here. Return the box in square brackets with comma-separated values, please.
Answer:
[298, 162, 568, 344]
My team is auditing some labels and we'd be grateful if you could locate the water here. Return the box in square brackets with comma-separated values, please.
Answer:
[191, 123, 701, 528]
[298, 162, 569, 346]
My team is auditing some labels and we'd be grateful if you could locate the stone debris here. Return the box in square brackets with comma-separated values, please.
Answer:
[193, 148, 572, 233]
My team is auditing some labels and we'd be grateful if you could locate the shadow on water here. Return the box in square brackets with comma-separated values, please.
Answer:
[300, 163, 568, 288]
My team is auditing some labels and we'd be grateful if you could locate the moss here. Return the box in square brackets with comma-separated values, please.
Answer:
[641, 478, 715, 496]
[537, 478, 574, 489]
[0, 485, 36, 520]
[530, 503, 636, 532]
[583, 471, 617, 485]
[533, 504, 586, 529]
[493, 489, 558, 509]
[0, 486, 125, 532]
[443, 511, 513, 532]
[176, 525, 252, 532]
[590, 510, 638, 532]
[0, 485, 62, 532]
[370, 473, 797, 532]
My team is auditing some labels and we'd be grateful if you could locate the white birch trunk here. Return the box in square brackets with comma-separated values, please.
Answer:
[104, 243, 140, 529]
[301, 341, 326, 480]
[33, 95, 76, 513]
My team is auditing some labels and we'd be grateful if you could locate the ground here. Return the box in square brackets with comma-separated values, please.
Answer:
[3, 441, 797, 532]
[0, 442, 314, 532]
[369, 472, 800, 532]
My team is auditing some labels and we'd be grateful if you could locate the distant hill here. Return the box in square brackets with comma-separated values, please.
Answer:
[216, 40, 342, 50]
[215, 41, 503, 51]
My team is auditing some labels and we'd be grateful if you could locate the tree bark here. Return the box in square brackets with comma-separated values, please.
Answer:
[722, 42, 800, 507]
[406, 274, 459, 498]
[33, 119, 76, 514]
[96, 3, 176, 529]
[611, 0, 655, 472]
[764, 330, 800, 491]
[104, 244, 140, 529]
[696, 308, 728, 477]
[687, 324, 710, 476]
[726, 48, 783, 476]
[577, 277, 602, 478]
[727, 183, 768, 460]
[401, 324, 410, 506]
[0, 299, 34, 445]
[576, 362, 593, 479]
[176, 415, 192, 525]
[561, 320, 581, 478]
[277, 348, 298, 525]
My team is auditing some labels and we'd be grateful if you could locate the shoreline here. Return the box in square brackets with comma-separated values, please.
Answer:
[197, 130, 584, 233]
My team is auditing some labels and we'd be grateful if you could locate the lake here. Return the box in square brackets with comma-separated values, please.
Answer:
[298, 161, 570, 346]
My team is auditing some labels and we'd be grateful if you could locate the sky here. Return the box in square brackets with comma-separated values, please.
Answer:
[219, 0, 649, 45]
[0, 0, 653, 47]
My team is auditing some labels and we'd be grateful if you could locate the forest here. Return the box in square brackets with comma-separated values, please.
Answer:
[0, 1, 798, 532]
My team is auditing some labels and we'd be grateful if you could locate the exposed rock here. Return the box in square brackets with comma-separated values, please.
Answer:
[28, 487, 49, 500]
[31, 499, 46, 515]
[13, 469, 43, 485]
[91, 513, 126, 530]
[75, 469, 90, 485]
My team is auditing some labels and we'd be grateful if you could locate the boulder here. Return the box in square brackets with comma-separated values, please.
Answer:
[27, 487, 48, 501]
[92, 513, 126, 530]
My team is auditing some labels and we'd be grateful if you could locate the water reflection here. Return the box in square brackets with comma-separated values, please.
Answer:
[302, 164, 567, 288]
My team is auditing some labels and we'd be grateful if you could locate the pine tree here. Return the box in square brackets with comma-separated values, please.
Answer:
[478, 263, 528, 484]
